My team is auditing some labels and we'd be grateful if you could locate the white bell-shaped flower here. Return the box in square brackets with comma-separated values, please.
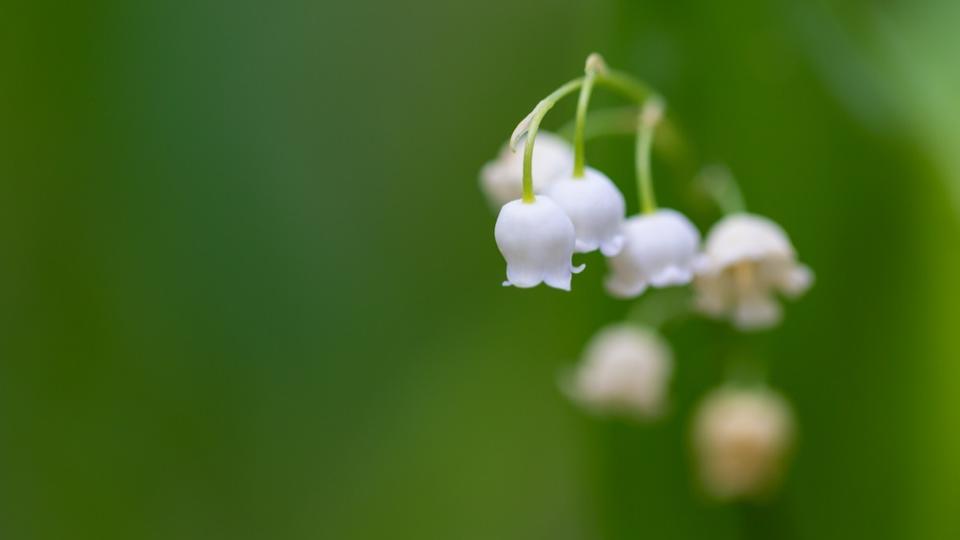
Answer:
[694, 213, 813, 330]
[480, 132, 574, 207]
[567, 324, 673, 419]
[604, 209, 701, 298]
[544, 167, 626, 256]
[692, 386, 795, 500]
[495, 196, 585, 291]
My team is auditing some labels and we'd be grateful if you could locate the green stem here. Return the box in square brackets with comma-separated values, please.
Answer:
[573, 69, 598, 178]
[636, 99, 664, 214]
[596, 69, 653, 103]
[514, 78, 584, 203]
[509, 56, 665, 204]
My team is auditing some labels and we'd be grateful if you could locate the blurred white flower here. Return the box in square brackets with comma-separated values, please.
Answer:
[480, 132, 573, 206]
[545, 167, 626, 256]
[694, 213, 813, 330]
[605, 209, 701, 298]
[495, 196, 584, 291]
[568, 324, 672, 419]
[692, 385, 795, 501]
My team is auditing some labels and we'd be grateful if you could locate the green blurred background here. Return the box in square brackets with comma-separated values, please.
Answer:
[2, 0, 959, 538]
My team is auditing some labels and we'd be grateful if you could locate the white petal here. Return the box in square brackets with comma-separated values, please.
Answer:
[544, 271, 572, 291]
[605, 274, 648, 298]
[702, 213, 796, 270]
[505, 264, 545, 289]
[599, 234, 625, 257]
[649, 265, 693, 287]
[780, 264, 814, 297]
[574, 239, 595, 253]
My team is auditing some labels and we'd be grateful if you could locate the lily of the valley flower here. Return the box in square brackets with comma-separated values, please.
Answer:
[692, 386, 795, 500]
[495, 196, 584, 291]
[694, 213, 813, 330]
[605, 209, 701, 298]
[480, 132, 573, 207]
[568, 323, 672, 419]
[545, 167, 626, 256]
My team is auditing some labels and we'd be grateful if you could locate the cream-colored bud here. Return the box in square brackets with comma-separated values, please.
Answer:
[692, 386, 795, 500]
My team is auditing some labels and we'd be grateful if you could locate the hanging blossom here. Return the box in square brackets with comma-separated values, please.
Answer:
[495, 197, 584, 290]
[605, 209, 701, 297]
[491, 73, 590, 292]
[604, 100, 700, 298]
[480, 132, 573, 207]
[694, 213, 813, 330]
[567, 323, 673, 419]
[544, 62, 626, 256]
[546, 166, 626, 256]
[692, 385, 795, 500]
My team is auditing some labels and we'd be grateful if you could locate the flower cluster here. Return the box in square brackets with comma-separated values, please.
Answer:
[480, 54, 812, 502]
[481, 63, 811, 329]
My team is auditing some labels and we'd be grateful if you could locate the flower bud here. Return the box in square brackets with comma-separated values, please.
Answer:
[694, 213, 813, 330]
[480, 132, 573, 207]
[545, 167, 626, 256]
[568, 324, 672, 419]
[495, 196, 584, 291]
[692, 386, 795, 500]
[605, 209, 701, 298]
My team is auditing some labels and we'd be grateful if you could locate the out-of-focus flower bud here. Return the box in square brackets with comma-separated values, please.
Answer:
[692, 386, 795, 500]
[568, 324, 673, 419]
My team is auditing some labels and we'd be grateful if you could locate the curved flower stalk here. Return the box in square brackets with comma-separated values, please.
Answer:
[694, 213, 813, 330]
[604, 100, 701, 297]
[495, 197, 584, 290]
[543, 55, 627, 256]
[692, 385, 795, 501]
[567, 323, 673, 419]
[479, 132, 573, 207]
